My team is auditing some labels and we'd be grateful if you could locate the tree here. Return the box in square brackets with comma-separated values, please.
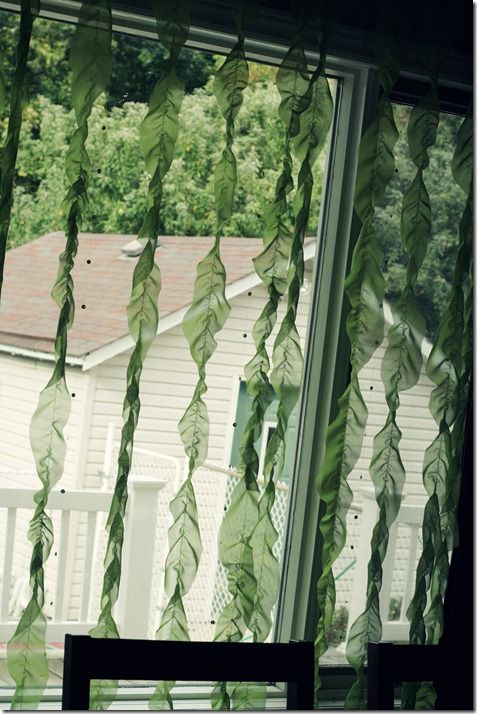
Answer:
[4, 75, 325, 247]
[374, 103, 465, 337]
[0, 7, 464, 336]
[0, 11, 215, 108]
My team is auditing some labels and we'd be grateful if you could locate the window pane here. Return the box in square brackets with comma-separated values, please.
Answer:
[324, 104, 468, 664]
[0, 10, 337, 704]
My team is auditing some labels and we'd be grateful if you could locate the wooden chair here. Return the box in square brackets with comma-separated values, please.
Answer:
[367, 642, 458, 710]
[62, 634, 314, 710]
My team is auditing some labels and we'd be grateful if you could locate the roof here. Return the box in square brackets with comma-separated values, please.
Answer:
[0, 232, 315, 368]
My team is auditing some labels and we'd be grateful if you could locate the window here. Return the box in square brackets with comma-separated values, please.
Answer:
[0, 2, 471, 709]
[229, 380, 297, 483]
[0, 6, 339, 703]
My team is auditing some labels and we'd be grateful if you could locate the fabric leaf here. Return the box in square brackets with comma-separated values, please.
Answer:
[315, 56, 399, 701]
[0, 0, 39, 298]
[345, 85, 438, 708]
[258, 64, 333, 640]
[154, 16, 247, 711]
[403, 111, 473, 709]
[90, 2, 188, 710]
[216, 32, 324, 660]
[6, 1, 112, 708]
[215, 36, 311, 658]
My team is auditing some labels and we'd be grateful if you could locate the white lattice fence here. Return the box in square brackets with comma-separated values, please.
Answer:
[102, 432, 293, 641]
[208, 472, 290, 640]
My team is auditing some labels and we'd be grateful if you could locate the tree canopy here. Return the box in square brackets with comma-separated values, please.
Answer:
[0, 10, 464, 338]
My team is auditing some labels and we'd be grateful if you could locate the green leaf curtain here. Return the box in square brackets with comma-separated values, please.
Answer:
[0, 0, 471, 711]
[7, 0, 112, 708]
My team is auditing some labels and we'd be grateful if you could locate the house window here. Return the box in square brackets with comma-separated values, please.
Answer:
[229, 379, 297, 484]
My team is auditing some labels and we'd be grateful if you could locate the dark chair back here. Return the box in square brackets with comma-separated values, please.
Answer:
[62, 635, 314, 710]
[367, 641, 457, 710]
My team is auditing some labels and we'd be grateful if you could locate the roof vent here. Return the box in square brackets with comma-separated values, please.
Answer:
[120, 237, 162, 258]
[121, 239, 145, 257]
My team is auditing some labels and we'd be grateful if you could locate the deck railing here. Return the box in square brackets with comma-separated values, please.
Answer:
[0, 478, 166, 643]
[0, 467, 424, 647]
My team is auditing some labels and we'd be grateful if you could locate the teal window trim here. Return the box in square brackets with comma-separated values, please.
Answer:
[229, 379, 297, 484]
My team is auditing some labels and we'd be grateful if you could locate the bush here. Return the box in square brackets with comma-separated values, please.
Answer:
[388, 596, 402, 621]
[326, 605, 349, 647]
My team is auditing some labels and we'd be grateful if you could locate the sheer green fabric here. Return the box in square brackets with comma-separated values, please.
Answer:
[6, 0, 112, 708]
[1, 2, 471, 712]
[0, 0, 39, 297]
[89, 1, 189, 709]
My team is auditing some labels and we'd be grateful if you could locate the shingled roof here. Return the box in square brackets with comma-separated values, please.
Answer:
[0, 232, 265, 359]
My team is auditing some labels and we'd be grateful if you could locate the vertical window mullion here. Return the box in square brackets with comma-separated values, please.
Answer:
[275, 65, 381, 645]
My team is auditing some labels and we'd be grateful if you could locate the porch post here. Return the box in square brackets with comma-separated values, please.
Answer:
[115, 477, 167, 639]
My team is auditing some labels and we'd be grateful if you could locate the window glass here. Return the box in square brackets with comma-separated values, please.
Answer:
[0, 10, 337, 704]
[324, 103, 468, 664]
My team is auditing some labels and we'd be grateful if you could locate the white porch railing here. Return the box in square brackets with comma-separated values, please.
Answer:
[0, 478, 165, 643]
[346, 490, 424, 642]
[1, 466, 425, 648]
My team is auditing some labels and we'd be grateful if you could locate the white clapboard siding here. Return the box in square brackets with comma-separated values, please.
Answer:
[0, 354, 84, 485]
[333, 331, 439, 613]
[68, 279, 312, 619]
[0, 354, 86, 621]
[82, 280, 312, 488]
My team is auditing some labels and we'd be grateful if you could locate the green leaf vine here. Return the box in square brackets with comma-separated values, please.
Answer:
[0, 0, 39, 298]
[345, 81, 439, 710]
[211, 28, 333, 710]
[314, 53, 399, 702]
[213, 35, 310, 656]
[253, 60, 333, 639]
[402, 111, 473, 710]
[6, 1, 112, 709]
[149, 12, 248, 712]
[87, 1, 189, 710]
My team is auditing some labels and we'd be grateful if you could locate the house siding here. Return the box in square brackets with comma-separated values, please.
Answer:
[1, 269, 441, 637]
[0, 354, 85, 619]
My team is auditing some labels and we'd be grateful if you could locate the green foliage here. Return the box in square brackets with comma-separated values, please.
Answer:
[6, 1, 112, 709]
[3, 80, 319, 247]
[326, 606, 349, 647]
[0, 10, 212, 109]
[315, 56, 399, 704]
[0, 0, 38, 298]
[345, 85, 438, 709]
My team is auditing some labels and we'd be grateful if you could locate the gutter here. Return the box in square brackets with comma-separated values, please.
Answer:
[0, 343, 84, 367]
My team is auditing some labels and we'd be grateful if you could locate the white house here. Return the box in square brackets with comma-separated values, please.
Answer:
[0, 232, 438, 649]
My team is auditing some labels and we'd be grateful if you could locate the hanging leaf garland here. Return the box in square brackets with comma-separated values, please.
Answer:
[6, 1, 112, 709]
[402, 112, 473, 710]
[88, 2, 189, 710]
[251, 59, 333, 644]
[314, 52, 399, 699]
[344, 82, 439, 710]
[149, 16, 248, 713]
[214, 35, 310, 651]
[0, 0, 39, 298]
